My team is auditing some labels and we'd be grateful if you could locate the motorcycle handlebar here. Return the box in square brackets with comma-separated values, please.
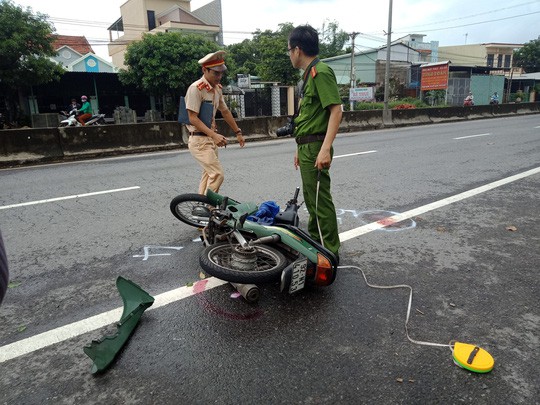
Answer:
[293, 187, 300, 202]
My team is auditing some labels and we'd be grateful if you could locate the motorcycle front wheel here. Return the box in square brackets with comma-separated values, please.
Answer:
[170, 193, 213, 227]
[200, 242, 288, 284]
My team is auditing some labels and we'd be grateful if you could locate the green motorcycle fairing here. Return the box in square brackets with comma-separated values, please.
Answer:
[205, 190, 319, 263]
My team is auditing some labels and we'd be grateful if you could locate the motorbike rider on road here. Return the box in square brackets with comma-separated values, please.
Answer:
[464, 91, 474, 106]
[67, 98, 80, 113]
[77, 95, 92, 126]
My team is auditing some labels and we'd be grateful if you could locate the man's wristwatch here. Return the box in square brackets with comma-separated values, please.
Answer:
[235, 129, 242, 135]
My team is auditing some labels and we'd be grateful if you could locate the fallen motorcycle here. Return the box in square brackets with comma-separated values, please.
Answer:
[170, 188, 339, 294]
[59, 109, 106, 127]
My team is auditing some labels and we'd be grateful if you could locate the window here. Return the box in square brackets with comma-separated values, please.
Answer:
[147, 10, 156, 31]
[487, 54, 494, 67]
[504, 54, 511, 68]
[497, 54, 503, 68]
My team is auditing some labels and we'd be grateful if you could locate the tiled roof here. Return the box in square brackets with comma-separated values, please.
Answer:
[53, 35, 94, 54]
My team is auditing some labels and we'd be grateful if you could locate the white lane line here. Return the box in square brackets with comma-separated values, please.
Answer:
[0, 278, 228, 363]
[453, 133, 492, 140]
[340, 166, 540, 242]
[2, 166, 540, 362]
[0, 186, 140, 210]
[334, 150, 377, 159]
[535, 126, 540, 129]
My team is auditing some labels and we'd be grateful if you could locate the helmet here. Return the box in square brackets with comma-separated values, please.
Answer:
[81, 95, 87, 101]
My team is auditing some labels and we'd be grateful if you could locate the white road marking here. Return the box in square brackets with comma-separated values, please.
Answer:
[340, 166, 540, 242]
[1, 166, 539, 362]
[0, 278, 228, 363]
[0, 186, 140, 210]
[334, 150, 377, 159]
[453, 133, 492, 140]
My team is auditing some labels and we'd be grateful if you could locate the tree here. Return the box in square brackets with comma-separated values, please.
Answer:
[0, 1, 64, 124]
[226, 21, 348, 86]
[318, 20, 349, 59]
[253, 24, 299, 85]
[513, 39, 540, 73]
[119, 32, 220, 117]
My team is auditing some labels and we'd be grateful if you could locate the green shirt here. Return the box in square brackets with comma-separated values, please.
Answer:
[294, 61, 341, 137]
[79, 101, 92, 115]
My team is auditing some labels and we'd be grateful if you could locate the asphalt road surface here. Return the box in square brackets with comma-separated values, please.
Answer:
[1, 115, 539, 404]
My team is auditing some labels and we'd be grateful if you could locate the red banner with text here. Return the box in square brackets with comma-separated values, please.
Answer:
[421, 64, 449, 91]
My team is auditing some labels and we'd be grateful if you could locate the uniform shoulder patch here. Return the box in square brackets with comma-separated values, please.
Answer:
[197, 82, 206, 91]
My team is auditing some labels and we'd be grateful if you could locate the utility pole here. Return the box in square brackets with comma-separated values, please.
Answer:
[349, 32, 358, 111]
[383, 0, 393, 124]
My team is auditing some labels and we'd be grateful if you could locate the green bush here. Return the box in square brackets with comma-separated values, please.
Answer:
[352, 98, 430, 111]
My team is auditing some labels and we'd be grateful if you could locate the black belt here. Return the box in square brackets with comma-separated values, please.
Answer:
[190, 132, 207, 136]
[295, 134, 326, 145]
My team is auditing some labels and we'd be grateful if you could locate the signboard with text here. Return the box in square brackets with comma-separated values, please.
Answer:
[349, 87, 374, 101]
[420, 64, 449, 91]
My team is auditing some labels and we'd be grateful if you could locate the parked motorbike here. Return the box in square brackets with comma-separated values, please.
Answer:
[170, 188, 339, 294]
[59, 109, 106, 127]
[463, 97, 474, 107]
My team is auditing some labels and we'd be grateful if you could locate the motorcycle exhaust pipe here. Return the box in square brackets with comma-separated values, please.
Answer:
[230, 282, 260, 303]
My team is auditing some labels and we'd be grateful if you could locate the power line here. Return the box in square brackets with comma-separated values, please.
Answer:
[393, 1, 539, 31]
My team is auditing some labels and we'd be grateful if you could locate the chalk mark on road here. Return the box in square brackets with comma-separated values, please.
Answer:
[132, 245, 184, 261]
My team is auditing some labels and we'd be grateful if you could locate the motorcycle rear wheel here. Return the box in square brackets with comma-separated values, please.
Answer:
[170, 193, 213, 227]
[200, 242, 287, 284]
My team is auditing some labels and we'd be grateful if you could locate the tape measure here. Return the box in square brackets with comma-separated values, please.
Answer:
[452, 342, 495, 373]
[339, 265, 495, 374]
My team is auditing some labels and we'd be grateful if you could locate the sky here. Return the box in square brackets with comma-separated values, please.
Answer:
[11, 0, 540, 62]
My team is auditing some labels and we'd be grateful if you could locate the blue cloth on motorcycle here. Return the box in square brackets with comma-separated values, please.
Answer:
[246, 201, 280, 225]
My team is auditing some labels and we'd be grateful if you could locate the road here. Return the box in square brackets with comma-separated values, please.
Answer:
[1, 115, 539, 404]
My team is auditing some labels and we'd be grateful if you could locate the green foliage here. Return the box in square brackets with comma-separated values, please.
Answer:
[0, 0, 64, 89]
[513, 39, 540, 73]
[119, 32, 220, 97]
[318, 20, 349, 59]
[254, 24, 298, 85]
[226, 21, 348, 85]
[0, 1, 64, 124]
[226, 23, 298, 85]
[353, 98, 430, 111]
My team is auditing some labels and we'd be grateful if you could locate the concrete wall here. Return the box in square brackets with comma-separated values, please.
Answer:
[1, 103, 539, 168]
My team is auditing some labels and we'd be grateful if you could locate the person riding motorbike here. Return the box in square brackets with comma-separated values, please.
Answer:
[67, 98, 80, 113]
[60, 99, 81, 117]
[77, 95, 93, 126]
[490, 92, 499, 105]
[463, 92, 474, 106]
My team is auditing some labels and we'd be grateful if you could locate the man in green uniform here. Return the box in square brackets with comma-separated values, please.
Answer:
[288, 24, 342, 260]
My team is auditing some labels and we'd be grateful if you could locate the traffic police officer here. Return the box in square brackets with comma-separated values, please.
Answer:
[184, 50, 245, 195]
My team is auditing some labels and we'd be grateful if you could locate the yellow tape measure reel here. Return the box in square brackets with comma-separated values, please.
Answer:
[452, 342, 495, 373]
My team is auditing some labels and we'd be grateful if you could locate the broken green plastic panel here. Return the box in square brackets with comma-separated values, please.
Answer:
[83, 276, 155, 374]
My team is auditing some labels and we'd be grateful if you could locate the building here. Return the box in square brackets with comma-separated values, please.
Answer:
[107, 0, 223, 68]
[392, 34, 439, 63]
[322, 43, 422, 87]
[52, 35, 117, 73]
[438, 43, 523, 73]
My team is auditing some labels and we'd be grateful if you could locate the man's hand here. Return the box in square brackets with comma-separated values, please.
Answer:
[212, 133, 228, 147]
[294, 151, 299, 170]
[237, 133, 246, 147]
[315, 147, 332, 170]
